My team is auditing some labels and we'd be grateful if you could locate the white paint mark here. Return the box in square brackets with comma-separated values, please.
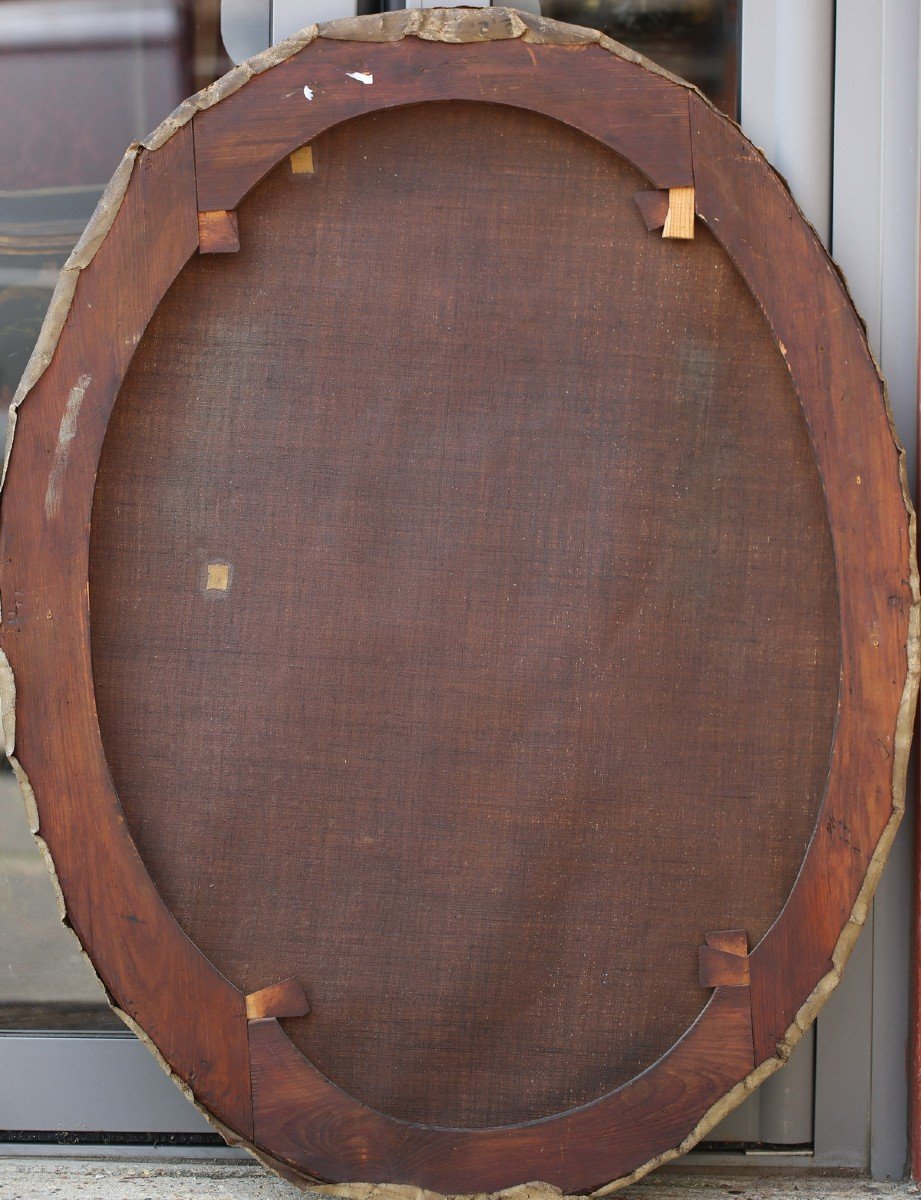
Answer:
[346, 71, 373, 85]
[44, 373, 91, 520]
[303, 84, 314, 101]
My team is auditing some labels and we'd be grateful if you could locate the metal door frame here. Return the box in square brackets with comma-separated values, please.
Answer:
[706, 0, 919, 1177]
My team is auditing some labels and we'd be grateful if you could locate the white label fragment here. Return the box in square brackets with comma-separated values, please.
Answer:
[346, 71, 373, 85]
[206, 563, 231, 593]
[303, 85, 314, 101]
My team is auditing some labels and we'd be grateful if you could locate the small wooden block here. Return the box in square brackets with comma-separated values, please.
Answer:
[198, 209, 240, 254]
[290, 145, 315, 175]
[634, 190, 669, 232]
[699, 946, 750, 988]
[700, 930, 749, 988]
[662, 186, 695, 240]
[704, 929, 748, 956]
[205, 562, 230, 592]
[246, 978, 310, 1020]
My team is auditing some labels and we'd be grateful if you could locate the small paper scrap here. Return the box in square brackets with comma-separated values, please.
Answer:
[346, 71, 373, 85]
[303, 85, 314, 100]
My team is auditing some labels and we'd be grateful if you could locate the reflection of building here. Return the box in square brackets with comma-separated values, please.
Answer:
[0, 0, 183, 195]
[0, 0, 230, 403]
[540, 0, 738, 115]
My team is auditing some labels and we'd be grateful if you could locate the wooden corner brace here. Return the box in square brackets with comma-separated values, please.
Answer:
[699, 930, 750, 988]
[634, 187, 695, 240]
[198, 209, 240, 254]
[290, 145, 315, 175]
[663, 186, 695, 239]
[246, 978, 310, 1020]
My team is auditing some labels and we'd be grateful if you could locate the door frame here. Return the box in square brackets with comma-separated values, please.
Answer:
[712, 0, 919, 1177]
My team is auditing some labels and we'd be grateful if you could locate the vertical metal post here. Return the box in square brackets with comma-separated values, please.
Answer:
[740, 0, 833, 242]
[833, 0, 920, 1180]
[731, 0, 834, 1150]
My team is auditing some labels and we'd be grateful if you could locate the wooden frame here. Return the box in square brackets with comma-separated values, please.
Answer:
[911, 77, 921, 1183]
[0, 9, 916, 1193]
[912, 264, 921, 1179]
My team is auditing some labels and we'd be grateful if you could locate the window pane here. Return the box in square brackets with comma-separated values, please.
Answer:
[537, 0, 740, 117]
[0, 770, 123, 1030]
[0, 0, 230, 1032]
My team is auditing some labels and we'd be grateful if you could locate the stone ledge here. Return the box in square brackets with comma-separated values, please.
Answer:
[0, 1163, 918, 1200]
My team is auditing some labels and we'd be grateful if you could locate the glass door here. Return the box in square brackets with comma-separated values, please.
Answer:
[0, 0, 236, 1147]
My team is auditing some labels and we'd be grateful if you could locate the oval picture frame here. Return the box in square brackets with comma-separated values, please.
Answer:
[0, 9, 917, 1195]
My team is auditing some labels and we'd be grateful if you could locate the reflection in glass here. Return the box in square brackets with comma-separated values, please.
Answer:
[0, 0, 231, 1031]
[271, 0, 740, 116]
[0, 772, 124, 1030]
[539, 0, 740, 117]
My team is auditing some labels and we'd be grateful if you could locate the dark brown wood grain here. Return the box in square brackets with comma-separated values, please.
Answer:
[634, 189, 669, 231]
[699, 949, 750, 989]
[688, 93, 914, 1064]
[192, 38, 694, 213]
[912, 227, 921, 1182]
[0, 20, 913, 1194]
[246, 979, 311, 1021]
[705, 931, 749, 956]
[198, 209, 240, 253]
[91, 101, 836, 1132]
[249, 984, 756, 1192]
